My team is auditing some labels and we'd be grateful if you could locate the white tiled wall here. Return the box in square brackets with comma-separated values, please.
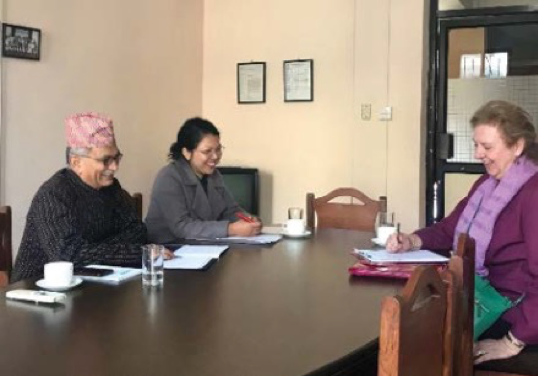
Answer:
[447, 76, 538, 163]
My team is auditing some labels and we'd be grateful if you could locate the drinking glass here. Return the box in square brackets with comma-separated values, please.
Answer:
[142, 244, 164, 286]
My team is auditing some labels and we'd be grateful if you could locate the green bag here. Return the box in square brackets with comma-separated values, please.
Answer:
[474, 275, 513, 340]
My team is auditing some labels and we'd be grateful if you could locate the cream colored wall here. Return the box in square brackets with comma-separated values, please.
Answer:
[1, 0, 430, 256]
[354, 0, 428, 232]
[203, 0, 355, 224]
[0, 0, 203, 255]
[445, 173, 482, 216]
[203, 0, 428, 231]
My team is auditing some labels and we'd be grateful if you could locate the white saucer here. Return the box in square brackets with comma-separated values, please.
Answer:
[36, 277, 83, 291]
[371, 238, 387, 247]
[283, 230, 312, 239]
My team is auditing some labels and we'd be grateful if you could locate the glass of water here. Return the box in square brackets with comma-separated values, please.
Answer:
[142, 244, 164, 286]
[288, 207, 303, 220]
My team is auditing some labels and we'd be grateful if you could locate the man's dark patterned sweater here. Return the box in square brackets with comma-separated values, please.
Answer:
[11, 169, 146, 282]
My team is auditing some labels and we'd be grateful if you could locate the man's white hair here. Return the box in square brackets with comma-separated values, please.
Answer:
[66, 147, 91, 166]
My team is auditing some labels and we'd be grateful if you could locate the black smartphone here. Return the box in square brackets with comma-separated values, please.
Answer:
[74, 267, 115, 277]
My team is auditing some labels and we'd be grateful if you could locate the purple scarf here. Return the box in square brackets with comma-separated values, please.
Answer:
[454, 156, 537, 276]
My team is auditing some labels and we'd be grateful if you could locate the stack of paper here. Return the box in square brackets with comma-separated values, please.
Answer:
[212, 234, 283, 244]
[77, 265, 142, 284]
[164, 245, 229, 270]
[354, 249, 449, 264]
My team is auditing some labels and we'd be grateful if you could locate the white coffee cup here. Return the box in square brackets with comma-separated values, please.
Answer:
[284, 219, 306, 236]
[44, 261, 74, 287]
[376, 226, 397, 245]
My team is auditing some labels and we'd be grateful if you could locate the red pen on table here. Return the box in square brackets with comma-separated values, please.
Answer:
[236, 211, 255, 223]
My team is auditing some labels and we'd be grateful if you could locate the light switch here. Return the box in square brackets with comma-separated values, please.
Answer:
[379, 106, 392, 121]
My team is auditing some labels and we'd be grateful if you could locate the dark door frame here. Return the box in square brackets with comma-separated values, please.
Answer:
[425, 3, 538, 225]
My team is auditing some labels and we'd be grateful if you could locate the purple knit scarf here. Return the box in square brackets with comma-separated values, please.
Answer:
[453, 156, 537, 276]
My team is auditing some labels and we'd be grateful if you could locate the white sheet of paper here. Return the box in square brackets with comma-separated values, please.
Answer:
[164, 256, 214, 270]
[174, 245, 229, 258]
[354, 249, 449, 264]
[214, 234, 282, 244]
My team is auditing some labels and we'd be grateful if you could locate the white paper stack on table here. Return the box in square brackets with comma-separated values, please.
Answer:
[164, 245, 229, 270]
[218, 234, 282, 244]
[354, 249, 449, 264]
[191, 234, 282, 245]
[75, 265, 142, 284]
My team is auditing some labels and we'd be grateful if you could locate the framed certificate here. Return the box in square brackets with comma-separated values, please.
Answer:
[237, 62, 266, 104]
[283, 59, 313, 102]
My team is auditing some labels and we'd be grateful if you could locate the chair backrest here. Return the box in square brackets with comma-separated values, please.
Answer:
[448, 233, 476, 376]
[378, 265, 452, 376]
[131, 193, 143, 221]
[306, 188, 381, 232]
[0, 206, 13, 286]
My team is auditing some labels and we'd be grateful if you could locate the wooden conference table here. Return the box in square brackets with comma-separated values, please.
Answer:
[0, 229, 404, 375]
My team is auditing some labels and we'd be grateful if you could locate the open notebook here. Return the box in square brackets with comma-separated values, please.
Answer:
[353, 249, 449, 264]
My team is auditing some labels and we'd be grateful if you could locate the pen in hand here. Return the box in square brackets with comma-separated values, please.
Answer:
[396, 222, 402, 245]
[235, 211, 255, 223]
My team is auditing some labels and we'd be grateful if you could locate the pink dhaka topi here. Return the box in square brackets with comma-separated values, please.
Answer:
[65, 112, 116, 148]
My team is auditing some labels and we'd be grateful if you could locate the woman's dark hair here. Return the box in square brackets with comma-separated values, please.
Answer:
[168, 117, 220, 160]
[471, 100, 538, 164]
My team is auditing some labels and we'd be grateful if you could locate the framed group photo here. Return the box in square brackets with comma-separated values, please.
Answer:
[2, 23, 41, 60]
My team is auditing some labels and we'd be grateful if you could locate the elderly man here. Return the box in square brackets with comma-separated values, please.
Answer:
[11, 112, 146, 282]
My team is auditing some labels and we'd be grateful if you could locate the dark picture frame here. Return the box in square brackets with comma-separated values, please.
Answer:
[237, 62, 266, 104]
[2, 23, 41, 60]
[283, 59, 314, 102]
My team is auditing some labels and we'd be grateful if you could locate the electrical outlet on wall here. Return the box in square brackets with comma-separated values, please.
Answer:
[361, 104, 371, 121]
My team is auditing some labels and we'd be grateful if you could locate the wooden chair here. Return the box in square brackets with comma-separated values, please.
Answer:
[306, 188, 382, 232]
[0, 206, 13, 287]
[452, 233, 536, 376]
[378, 265, 457, 375]
[449, 233, 476, 376]
[131, 192, 143, 221]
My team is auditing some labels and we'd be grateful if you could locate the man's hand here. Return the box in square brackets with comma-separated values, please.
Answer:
[163, 248, 175, 260]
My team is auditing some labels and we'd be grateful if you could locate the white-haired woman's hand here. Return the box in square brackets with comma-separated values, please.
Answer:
[474, 332, 524, 364]
[385, 233, 422, 253]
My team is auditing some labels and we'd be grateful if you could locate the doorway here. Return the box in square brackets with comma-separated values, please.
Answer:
[426, 3, 538, 224]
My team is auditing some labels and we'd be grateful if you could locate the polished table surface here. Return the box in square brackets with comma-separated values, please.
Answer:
[0, 229, 404, 375]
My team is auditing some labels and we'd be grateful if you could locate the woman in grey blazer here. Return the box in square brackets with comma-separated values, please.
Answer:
[146, 117, 262, 243]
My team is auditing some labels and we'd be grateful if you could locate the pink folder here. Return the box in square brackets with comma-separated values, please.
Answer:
[348, 261, 446, 279]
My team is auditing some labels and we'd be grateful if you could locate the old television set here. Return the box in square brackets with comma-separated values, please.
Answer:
[218, 167, 259, 216]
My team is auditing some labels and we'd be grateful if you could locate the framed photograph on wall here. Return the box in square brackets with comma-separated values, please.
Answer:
[283, 59, 313, 102]
[2, 23, 41, 60]
[237, 62, 266, 104]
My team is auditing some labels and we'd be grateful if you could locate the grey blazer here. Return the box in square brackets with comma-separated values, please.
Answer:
[145, 159, 241, 243]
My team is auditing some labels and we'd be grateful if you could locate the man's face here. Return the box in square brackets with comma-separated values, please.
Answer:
[71, 145, 122, 189]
